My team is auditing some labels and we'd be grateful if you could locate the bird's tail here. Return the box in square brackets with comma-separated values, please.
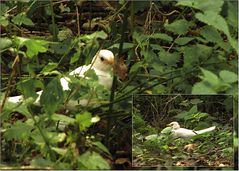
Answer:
[195, 126, 216, 134]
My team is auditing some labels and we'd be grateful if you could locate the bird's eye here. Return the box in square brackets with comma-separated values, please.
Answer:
[100, 57, 105, 61]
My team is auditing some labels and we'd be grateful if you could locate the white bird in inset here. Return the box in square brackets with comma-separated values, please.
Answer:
[167, 121, 216, 138]
[4, 49, 127, 109]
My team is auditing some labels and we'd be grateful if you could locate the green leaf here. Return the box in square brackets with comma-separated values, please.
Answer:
[14, 37, 49, 58]
[51, 113, 76, 124]
[40, 78, 64, 114]
[0, 37, 12, 50]
[4, 121, 33, 141]
[164, 19, 193, 35]
[149, 33, 173, 42]
[40, 62, 58, 73]
[161, 127, 172, 134]
[227, 1, 238, 28]
[109, 43, 135, 50]
[81, 31, 108, 41]
[31, 129, 66, 144]
[12, 12, 34, 26]
[195, 11, 237, 51]
[30, 157, 53, 167]
[77, 151, 110, 170]
[17, 78, 43, 100]
[76, 112, 92, 131]
[219, 70, 238, 83]
[200, 25, 223, 43]
[174, 37, 194, 45]
[0, 16, 9, 27]
[70, 50, 81, 64]
[176, 0, 224, 13]
[159, 50, 180, 66]
[200, 68, 219, 86]
[92, 141, 111, 155]
[192, 82, 217, 94]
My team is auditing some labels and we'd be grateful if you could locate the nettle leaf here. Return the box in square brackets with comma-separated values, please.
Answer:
[40, 78, 64, 115]
[192, 82, 216, 94]
[14, 37, 49, 58]
[164, 19, 194, 35]
[219, 70, 237, 83]
[176, 0, 224, 13]
[159, 50, 180, 66]
[175, 37, 194, 45]
[4, 120, 33, 141]
[76, 112, 93, 131]
[149, 33, 173, 42]
[12, 12, 34, 26]
[17, 78, 43, 99]
[77, 151, 110, 170]
[200, 25, 223, 43]
[195, 11, 237, 51]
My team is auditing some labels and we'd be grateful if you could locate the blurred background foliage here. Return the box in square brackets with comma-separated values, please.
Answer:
[0, 0, 238, 170]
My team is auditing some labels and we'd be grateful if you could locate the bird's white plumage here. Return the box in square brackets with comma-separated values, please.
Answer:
[5, 49, 115, 109]
[167, 121, 216, 138]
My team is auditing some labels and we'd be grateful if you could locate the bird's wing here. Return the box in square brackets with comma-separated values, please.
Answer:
[172, 128, 196, 138]
[69, 64, 91, 77]
[195, 126, 216, 134]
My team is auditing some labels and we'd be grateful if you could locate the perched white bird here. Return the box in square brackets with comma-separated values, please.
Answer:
[4, 49, 126, 109]
[167, 121, 216, 138]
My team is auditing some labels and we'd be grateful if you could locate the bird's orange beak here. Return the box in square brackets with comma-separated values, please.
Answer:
[104, 58, 115, 65]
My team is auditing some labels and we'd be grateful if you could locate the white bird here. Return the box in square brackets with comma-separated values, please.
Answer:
[167, 121, 216, 138]
[4, 49, 126, 109]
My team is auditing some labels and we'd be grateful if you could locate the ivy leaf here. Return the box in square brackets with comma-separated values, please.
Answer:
[164, 19, 194, 35]
[12, 12, 34, 26]
[40, 78, 64, 115]
[77, 151, 110, 170]
[219, 70, 238, 83]
[4, 121, 33, 141]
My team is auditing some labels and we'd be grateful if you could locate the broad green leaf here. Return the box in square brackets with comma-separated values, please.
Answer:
[4, 120, 33, 140]
[77, 151, 110, 170]
[0, 16, 9, 27]
[176, 0, 224, 13]
[174, 37, 194, 45]
[40, 62, 58, 73]
[17, 78, 43, 99]
[14, 37, 49, 58]
[200, 68, 219, 86]
[12, 12, 34, 26]
[52, 113, 76, 124]
[145, 134, 160, 141]
[159, 50, 180, 66]
[200, 25, 223, 43]
[76, 112, 92, 131]
[164, 19, 194, 35]
[81, 31, 108, 40]
[195, 11, 237, 51]
[40, 78, 64, 115]
[188, 105, 198, 114]
[51, 147, 67, 156]
[219, 70, 238, 83]
[149, 33, 173, 42]
[70, 50, 81, 64]
[161, 127, 172, 134]
[92, 141, 111, 155]
[0, 37, 12, 50]
[227, 1, 238, 28]
[192, 82, 216, 94]
[31, 129, 66, 144]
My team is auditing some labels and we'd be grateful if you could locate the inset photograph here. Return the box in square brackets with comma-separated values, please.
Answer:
[132, 94, 234, 168]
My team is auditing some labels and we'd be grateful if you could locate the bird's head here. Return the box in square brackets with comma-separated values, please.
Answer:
[92, 49, 128, 81]
[92, 49, 115, 72]
[167, 121, 180, 129]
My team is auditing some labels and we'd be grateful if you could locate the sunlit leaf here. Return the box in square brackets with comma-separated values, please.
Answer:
[12, 12, 34, 26]
[219, 70, 238, 83]
[164, 19, 194, 35]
